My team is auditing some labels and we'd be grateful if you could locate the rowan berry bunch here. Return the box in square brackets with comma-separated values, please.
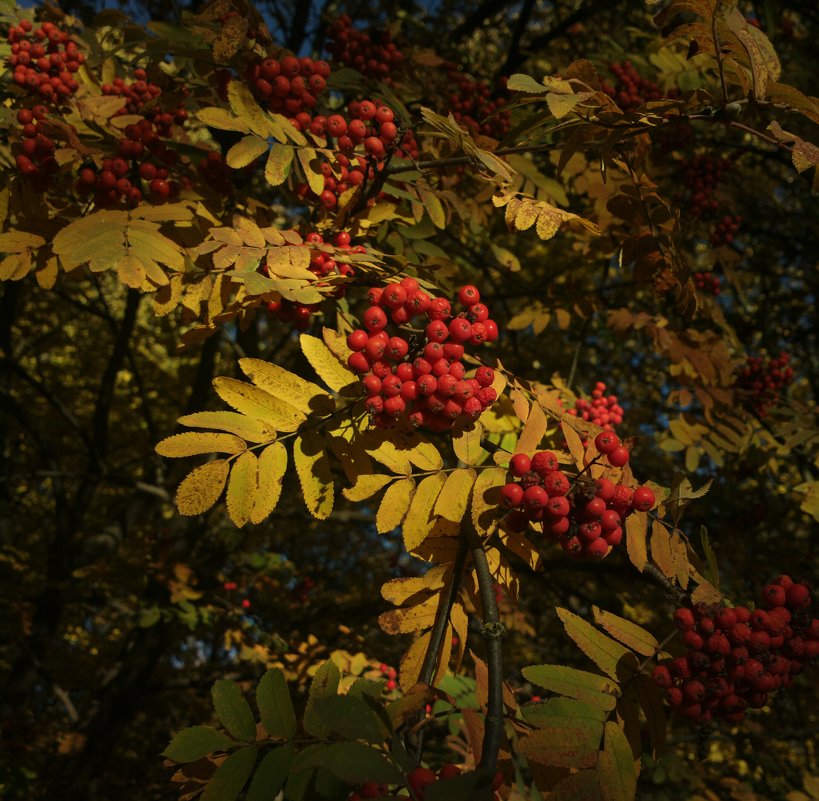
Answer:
[13, 106, 58, 191]
[501, 432, 655, 560]
[7, 19, 84, 102]
[377, 662, 398, 691]
[735, 352, 794, 417]
[566, 381, 623, 431]
[264, 231, 358, 330]
[244, 55, 331, 117]
[601, 60, 675, 110]
[710, 213, 742, 247]
[102, 69, 188, 137]
[74, 118, 182, 207]
[346, 282, 499, 431]
[652, 577, 819, 727]
[694, 271, 721, 296]
[326, 15, 403, 80]
[444, 64, 511, 139]
[404, 765, 503, 800]
[678, 154, 733, 218]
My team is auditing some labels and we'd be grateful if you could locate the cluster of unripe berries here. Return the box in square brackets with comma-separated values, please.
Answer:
[75, 119, 181, 207]
[694, 271, 721, 296]
[244, 55, 331, 117]
[501, 433, 655, 560]
[264, 231, 359, 330]
[13, 106, 58, 191]
[7, 20, 84, 102]
[101, 69, 188, 136]
[566, 381, 623, 431]
[601, 60, 675, 111]
[710, 213, 742, 247]
[678, 154, 733, 218]
[652, 577, 819, 726]
[347, 283, 499, 431]
[326, 15, 403, 80]
[735, 352, 794, 417]
[443, 64, 511, 139]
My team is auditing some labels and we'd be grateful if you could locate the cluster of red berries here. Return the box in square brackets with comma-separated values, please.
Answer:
[197, 150, 233, 195]
[443, 64, 511, 139]
[678, 154, 733, 218]
[566, 381, 623, 431]
[264, 231, 359, 330]
[735, 352, 794, 417]
[7, 20, 84, 102]
[75, 119, 182, 207]
[102, 70, 188, 137]
[13, 106, 58, 191]
[694, 271, 721, 296]
[710, 214, 742, 247]
[244, 55, 330, 117]
[501, 433, 654, 560]
[347, 283, 499, 431]
[652, 577, 819, 727]
[378, 662, 398, 691]
[326, 15, 403, 80]
[601, 60, 675, 111]
[402, 766, 503, 800]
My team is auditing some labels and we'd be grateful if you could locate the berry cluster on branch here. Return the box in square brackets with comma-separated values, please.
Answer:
[653, 577, 819, 726]
[566, 381, 623, 431]
[678, 154, 733, 218]
[735, 352, 794, 417]
[244, 55, 331, 117]
[326, 15, 403, 80]
[347, 283, 499, 431]
[502, 433, 655, 560]
[601, 60, 675, 111]
[694, 271, 721, 296]
[13, 106, 58, 191]
[101, 68, 189, 136]
[710, 214, 742, 247]
[7, 20, 84, 102]
[443, 63, 511, 139]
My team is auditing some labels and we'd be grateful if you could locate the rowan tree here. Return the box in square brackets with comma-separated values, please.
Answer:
[1, 1, 818, 800]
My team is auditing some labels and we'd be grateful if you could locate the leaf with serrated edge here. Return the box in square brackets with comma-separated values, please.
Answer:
[522, 664, 619, 709]
[201, 746, 256, 801]
[294, 430, 334, 519]
[471, 466, 507, 534]
[303, 659, 340, 738]
[256, 669, 296, 740]
[379, 594, 440, 634]
[343, 473, 392, 503]
[163, 726, 235, 763]
[592, 607, 658, 657]
[213, 377, 305, 432]
[250, 442, 287, 524]
[561, 420, 586, 469]
[399, 629, 431, 691]
[300, 334, 357, 392]
[226, 134, 269, 169]
[376, 477, 416, 535]
[406, 440, 443, 471]
[403, 473, 446, 551]
[625, 510, 648, 572]
[156, 432, 246, 458]
[176, 460, 229, 516]
[212, 679, 256, 741]
[558, 608, 637, 680]
[434, 468, 476, 524]
[453, 422, 485, 465]
[178, 411, 272, 443]
[245, 744, 294, 801]
[517, 718, 603, 769]
[650, 520, 674, 579]
[599, 721, 638, 801]
[226, 450, 258, 528]
[516, 402, 548, 454]
[239, 358, 330, 412]
[265, 143, 293, 186]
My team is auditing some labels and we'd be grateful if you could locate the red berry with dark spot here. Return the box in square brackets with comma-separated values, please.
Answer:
[509, 453, 532, 477]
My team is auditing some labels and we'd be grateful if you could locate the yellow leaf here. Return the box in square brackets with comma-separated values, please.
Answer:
[599, 721, 638, 801]
[453, 422, 485, 465]
[625, 511, 648, 572]
[670, 531, 690, 589]
[516, 403, 548, 454]
[381, 566, 448, 605]
[650, 521, 674, 580]
[239, 358, 332, 414]
[300, 334, 357, 393]
[343, 474, 394, 502]
[592, 607, 659, 657]
[403, 473, 446, 551]
[419, 187, 446, 229]
[250, 442, 288, 524]
[226, 450, 258, 528]
[557, 607, 637, 680]
[212, 377, 305, 432]
[116, 255, 146, 289]
[227, 80, 278, 139]
[176, 460, 230, 516]
[196, 106, 250, 133]
[294, 430, 334, 519]
[226, 134, 269, 169]
[434, 468, 476, 524]
[0, 231, 46, 251]
[265, 144, 293, 187]
[406, 440, 443, 471]
[297, 147, 325, 196]
[561, 420, 586, 470]
[471, 466, 507, 534]
[178, 411, 273, 443]
[399, 630, 431, 691]
[156, 432, 247, 457]
[379, 594, 440, 634]
[377, 477, 416, 534]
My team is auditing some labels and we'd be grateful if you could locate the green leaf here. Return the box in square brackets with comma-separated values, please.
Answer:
[212, 680, 257, 742]
[523, 697, 607, 725]
[311, 695, 387, 744]
[507, 73, 549, 93]
[256, 669, 296, 741]
[521, 664, 619, 710]
[303, 659, 340, 738]
[557, 608, 638, 680]
[245, 743, 295, 801]
[201, 746, 257, 801]
[162, 726, 235, 763]
[312, 742, 402, 785]
[599, 721, 638, 801]
[517, 716, 603, 768]
[591, 607, 659, 657]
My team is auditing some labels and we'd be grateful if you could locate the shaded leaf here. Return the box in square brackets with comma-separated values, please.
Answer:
[592, 607, 659, 657]
[521, 664, 619, 710]
[403, 472, 446, 551]
[201, 746, 256, 801]
[212, 680, 256, 742]
[313, 742, 401, 785]
[294, 430, 334, 520]
[599, 721, 638, 801]
[265, 144, 293, 186]
[163, 726, 235, 763]
[246, 743, 295, 801]
[557, 608, 637, 680]
[303, 660, 340, 738]
[256, 669, 296, 741]
[517, 717, 603, 769]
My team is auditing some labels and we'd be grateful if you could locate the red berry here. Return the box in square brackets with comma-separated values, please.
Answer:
[458, 285, 480, 306]
[509, 453, 531, 477]
[523, 485, 548, 511]
[673, 608, 696, 631]
[786, 583, 811, 608]
[595, 431, 620, 454]
[448, 317, 472, 342]
[347, 329, 368, 351]
[363, 306, 388, 332]
[631, 486, 655, 511]
[607, 446, 630, 467]
[348, 352, 370, 374]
